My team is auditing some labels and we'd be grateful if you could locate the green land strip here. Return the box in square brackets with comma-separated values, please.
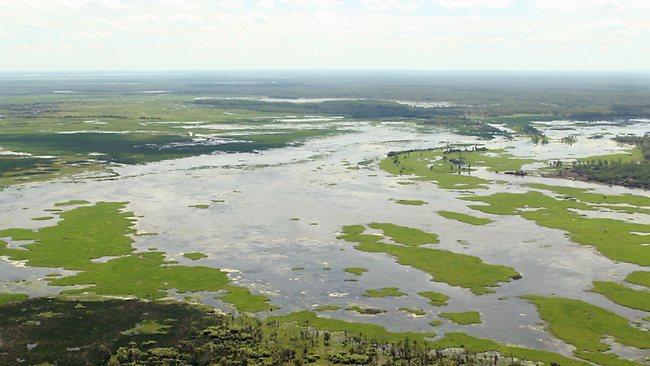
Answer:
[339, 225, 520, 294]
[0, 202, 273, 313]
[379, 148, 534, 190]
[393, 199, 428, 206]
[53, 200, 91, 207]
[399, 307, 426, 316]
[0, 293, 28, 306]
[346, 305, 386, 314]
[464, 191, 650, 266]
[440, 311, 482, 325]
[314, 304, 341, 312]
[523, 295, 650, 366]
[591, 281, 650, 312]
[526, 183, 650, 208]
[625, 271, 650, 287]
[418, 291, 450, 306]
[438, 210, 493, 225]
[274, 311, 588, 366]
[182, 252, 207, 260]
[363, 287, 406, 298]
[189, 204, 210, 209]
[343, 267, 368, 276]
[368, 222, 439, 246]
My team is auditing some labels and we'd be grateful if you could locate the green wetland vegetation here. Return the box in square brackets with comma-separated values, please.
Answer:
[0, 202, 274, 313]
[338, 224, 521, 294]
[1, 72, 649, 365]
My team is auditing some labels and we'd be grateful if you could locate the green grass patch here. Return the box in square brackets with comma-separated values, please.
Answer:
[393, 199, 428, 206]
[346, 305, 386, 314]
[523, 295, 650, 363]
[272, 311, 430, 344]
[54, 200, 90, 207]
[418, 291, 449, 306]
[314, 304, 341, 312]
[368, 222, 439, 246]
[339, 225, 520, 294]
[0, 293, 28, 306]
[363, 287, 406, 298]
[430, 332, 588, 366]
[343, 267, 367, 276]
[0, 202, 274, 313]
[379, 148, 533, 190]
[438, 210, 493, 225]
[182, 252, 207, 260]
[189, 204, 210, 209]
[399, 307, 426, 316]
[625, 271, 650, 287]
[464, 191, 650, 266]
[591, 281, 650, 312]
[440, 311, 481, 325]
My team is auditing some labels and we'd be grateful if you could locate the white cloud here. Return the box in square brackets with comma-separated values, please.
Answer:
[124, 14, 163, 25]
[158, 0, 199, 10]
[21, 17, 52, 30]
[360, 0, 421, 12]
[168, 13, 203, 25]
[434, 0, 515, 9]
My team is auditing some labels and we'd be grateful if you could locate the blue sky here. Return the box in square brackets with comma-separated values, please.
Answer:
[0, 0, 648, 71]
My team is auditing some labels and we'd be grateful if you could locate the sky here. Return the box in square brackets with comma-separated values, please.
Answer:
[0, 0, 648, 71]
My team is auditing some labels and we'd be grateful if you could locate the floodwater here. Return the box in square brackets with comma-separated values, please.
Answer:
[0, 119, 648, 360]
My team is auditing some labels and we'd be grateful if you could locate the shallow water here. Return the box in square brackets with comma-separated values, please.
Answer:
[0, 120, 648, 360]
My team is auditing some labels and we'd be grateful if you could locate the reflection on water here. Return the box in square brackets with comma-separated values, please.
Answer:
[0, 120, 648, 359]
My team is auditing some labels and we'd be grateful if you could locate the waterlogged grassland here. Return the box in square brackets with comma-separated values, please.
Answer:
[438, 210, 493, 225]
[343, 267, 367, 275]
[0, 202, 273, 312]
[464, 191, 650, 266]
[379, 148, 534, 190]
[182, 252, 207, 260]
[430, 332, 588, 366]
[418, 291, 449, 306]
[399, 307, 426, 316]
[0, 94, 344, 187]
[0, 293, 28, 305]
[591, 281, 650, 312]
[338, 224, 520, 294]
[523, 295, 650, 365]
[392, 199, 428, 206]
[440, 311, 482, 325]
[625, 271, 650, 287]
[526, 183, 650, 209]
[274, 311, 588, 366]
[363, 287, 406, 298]
[0, 202, 136, 270]
[368, 222, 439, 246]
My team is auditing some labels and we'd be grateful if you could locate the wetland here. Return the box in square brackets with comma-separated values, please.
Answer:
[0, 72, 649, 365]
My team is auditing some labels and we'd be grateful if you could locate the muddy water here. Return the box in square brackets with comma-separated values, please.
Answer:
[0, 120, 648, 360]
